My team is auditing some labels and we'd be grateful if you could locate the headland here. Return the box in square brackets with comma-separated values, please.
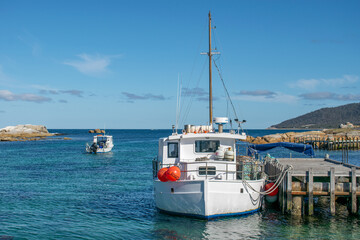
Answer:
[0, 124, 55, 141]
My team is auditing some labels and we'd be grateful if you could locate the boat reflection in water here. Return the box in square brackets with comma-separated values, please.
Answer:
[152, 213, 263, 239]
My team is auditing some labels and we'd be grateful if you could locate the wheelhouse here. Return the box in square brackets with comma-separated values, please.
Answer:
[156, 131, 249, 181]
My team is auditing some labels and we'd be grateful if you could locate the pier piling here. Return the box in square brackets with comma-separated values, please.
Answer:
[307, 168, 314, 216]
[286, 172, 293, 214]
[330, 167, 335, 215]
[351, 167, 357, 214]
[291, 136, 360, 150]
[264, 157, 360, 216]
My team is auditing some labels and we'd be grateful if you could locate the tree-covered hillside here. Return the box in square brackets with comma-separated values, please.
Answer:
[271, 103, 360, 129]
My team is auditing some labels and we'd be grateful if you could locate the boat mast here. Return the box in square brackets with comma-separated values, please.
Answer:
[201, 12, 219, 125]
[208, 11, 213, 126]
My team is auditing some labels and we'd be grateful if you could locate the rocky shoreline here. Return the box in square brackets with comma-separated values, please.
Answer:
[0, 124, 55, 141]
[247, 128, 360, 144]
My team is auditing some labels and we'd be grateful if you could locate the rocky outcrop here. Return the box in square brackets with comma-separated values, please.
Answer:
[0, 124, 54, 141]
[88, 129, 105, 134]
[247, 129, 360, 144]
[340, 122, 354, 129]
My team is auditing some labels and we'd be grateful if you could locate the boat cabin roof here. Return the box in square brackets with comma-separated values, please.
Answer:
[94, 135, 112, 139]
[164, 132, 246, 142]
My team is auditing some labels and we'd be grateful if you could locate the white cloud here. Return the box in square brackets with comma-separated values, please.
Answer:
[122, 92, 168, 103]
[289, 75, 358, 90]
[64, 54, 119, 76]
[33, 85, 84, 98]
[300, 92, 360, 101]
[0, 90, 51, 103]
[236, 90, 277, 98]
[289, 79, 320, 90]
[323, 75, 358, 86]
[233, 91, 298, 103]
[0, 90, 15, 101]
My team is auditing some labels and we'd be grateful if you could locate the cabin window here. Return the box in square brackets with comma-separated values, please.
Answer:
[168, 142, 178, 158]
[195, 140, 220, 153]
[199, 166, 216, 175]
[97, 137, 107, 142]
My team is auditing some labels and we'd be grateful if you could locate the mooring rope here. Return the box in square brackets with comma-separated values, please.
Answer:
[242, 164, 293, 195]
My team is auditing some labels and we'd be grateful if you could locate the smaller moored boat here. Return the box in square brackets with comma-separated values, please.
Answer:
[86, 133, 114, 153]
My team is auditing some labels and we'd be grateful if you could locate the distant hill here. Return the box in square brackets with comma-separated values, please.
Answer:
[270, 102, 360, 129]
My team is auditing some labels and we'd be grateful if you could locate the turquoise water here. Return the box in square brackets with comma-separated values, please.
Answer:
[0, 129, 360, 239]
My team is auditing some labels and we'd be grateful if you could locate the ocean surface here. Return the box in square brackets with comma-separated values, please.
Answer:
[1, 129, 360, 239]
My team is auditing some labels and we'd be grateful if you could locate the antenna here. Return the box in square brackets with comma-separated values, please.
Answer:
[234, 119, 246, 133]
[175, 73, 182, 133]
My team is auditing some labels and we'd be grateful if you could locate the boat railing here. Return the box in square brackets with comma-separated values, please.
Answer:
[152, 158, 264, 181]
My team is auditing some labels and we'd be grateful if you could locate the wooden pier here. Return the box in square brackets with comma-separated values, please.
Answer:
[289, 136, 360, 150]
[264, 157, 360, 216]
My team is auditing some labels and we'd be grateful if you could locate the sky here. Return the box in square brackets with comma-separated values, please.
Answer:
[0, 0, 359, 129]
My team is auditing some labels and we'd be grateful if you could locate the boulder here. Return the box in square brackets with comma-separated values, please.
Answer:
[292, 131, 326, 138]
[246, 136, 255, 142]
[251, 137, 268, 144]
[89, 129, 105, 134]
[247, 128, 360, 145]
[340, 122, 354, 129]
[345, 130, 360, 138]
[263, 134, 283, 143]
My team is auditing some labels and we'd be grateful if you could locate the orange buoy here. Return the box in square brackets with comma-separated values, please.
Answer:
[165, 166, 181, 181]
[157, 168, 168, 182]
[265, 182, 278, 196]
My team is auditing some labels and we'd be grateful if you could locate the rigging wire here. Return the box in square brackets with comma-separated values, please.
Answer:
[211, 20, 248, 134]
[212, 59, 239, 121]
[178, 17, 208, 128]
[212, 20, 238, 130]
[180, 58, 207, 127]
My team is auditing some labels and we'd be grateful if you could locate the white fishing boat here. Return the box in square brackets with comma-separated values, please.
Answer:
[153, 12, 266, 219]
[86, 133, 114, 153]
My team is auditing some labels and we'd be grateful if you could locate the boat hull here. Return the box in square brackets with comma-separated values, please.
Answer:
[86, 148, 112, 153]
[154, 179, 264, 219]
[86, 145, 113, 153]
[93, 147, 113, 153]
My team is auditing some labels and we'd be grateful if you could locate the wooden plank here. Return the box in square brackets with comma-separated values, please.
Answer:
[275, 158, 360, 177]
[291, 191, 307, 196]
[287, 171, 292, 214]
[351, 167, 357, 214]
[291, 191, 358, 196]
[308, 168, 314, 216]
[330, 167, 335, 215]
